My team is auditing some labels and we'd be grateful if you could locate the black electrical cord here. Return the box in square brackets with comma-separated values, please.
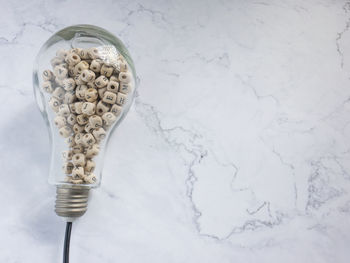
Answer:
[63, 222, 73, 263]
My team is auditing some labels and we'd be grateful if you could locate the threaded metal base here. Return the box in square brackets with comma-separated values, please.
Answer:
[55, 185, 90, 218]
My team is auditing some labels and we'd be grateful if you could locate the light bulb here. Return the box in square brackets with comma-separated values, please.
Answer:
[33, 25, 136, 221]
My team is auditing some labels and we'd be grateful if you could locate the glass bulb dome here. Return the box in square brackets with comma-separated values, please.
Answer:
[33, 24, 136, 190]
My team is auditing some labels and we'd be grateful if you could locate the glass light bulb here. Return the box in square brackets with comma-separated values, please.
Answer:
[33, 25, 136, 220]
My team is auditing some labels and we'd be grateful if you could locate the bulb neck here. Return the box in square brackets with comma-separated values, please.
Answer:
[55, 185, 90, 219]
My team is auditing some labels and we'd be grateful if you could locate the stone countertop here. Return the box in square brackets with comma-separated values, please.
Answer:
[0, 0, 349, 262]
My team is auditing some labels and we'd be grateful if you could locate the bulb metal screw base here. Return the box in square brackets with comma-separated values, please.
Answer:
[55, 185, 90, 219]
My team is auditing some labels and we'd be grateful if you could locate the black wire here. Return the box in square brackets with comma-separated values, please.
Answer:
[63, 222, 72, 263]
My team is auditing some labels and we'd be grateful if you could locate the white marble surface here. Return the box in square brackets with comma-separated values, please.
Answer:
[1, 0, 350, 262]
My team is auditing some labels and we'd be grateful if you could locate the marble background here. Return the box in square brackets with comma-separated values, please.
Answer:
[1, 0, 350, 262]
